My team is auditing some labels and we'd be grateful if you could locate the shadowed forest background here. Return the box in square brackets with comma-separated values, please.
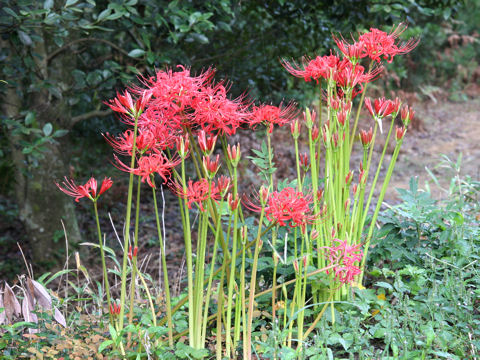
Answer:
[1, 0, 479, 276]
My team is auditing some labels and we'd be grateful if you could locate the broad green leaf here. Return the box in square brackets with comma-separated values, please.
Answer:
[42, 123, 53, 137]
[128, 49, 145, 58]
[44, 0, 54, 10]
[65, 0, 78, 6]
[25, 112, 35, 126]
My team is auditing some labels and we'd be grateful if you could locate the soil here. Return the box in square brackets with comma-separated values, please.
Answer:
[1, 95, 479, 294]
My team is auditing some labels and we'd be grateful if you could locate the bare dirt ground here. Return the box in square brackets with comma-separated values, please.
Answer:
[386, 96, 480, 201]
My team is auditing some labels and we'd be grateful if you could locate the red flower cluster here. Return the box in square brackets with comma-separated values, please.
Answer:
[283, 24, 418, 99]
[327, 239, 363, 284]
[248, 103, 298, 133]
[358, 24, 419, 63]
[56, 176, 113, 202]
[174, 177, 230, 212]
[264, 187, 316, 231]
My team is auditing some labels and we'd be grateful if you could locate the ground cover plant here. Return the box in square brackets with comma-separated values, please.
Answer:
[1, 23, 479, 359]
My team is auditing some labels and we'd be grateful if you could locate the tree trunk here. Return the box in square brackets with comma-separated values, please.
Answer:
[1, 34, 82, 267]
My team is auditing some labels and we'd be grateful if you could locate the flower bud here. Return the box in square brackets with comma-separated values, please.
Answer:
[227, 143, 241, 167]
[290, 119, 300, 139]
[395, 126, 406, 141]
[360, 128, 373, 147]
[203, 155, 220, 178]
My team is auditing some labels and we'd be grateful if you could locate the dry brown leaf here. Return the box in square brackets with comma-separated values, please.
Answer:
[22, 297, 38, 334]
[31, 279, 52, 310]
[54, 306, 67, 327]
[25, 277, 36, 310]
[4, 282, 21, 322]
[0, 292, 5, 325]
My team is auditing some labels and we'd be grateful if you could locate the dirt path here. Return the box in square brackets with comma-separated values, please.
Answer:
[386, 97, 480, 201]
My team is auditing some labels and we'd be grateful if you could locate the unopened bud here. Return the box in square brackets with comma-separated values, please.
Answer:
[290, 119, 300, 139]
[227, 143, 241, 167]
[395, 126, 406, 141]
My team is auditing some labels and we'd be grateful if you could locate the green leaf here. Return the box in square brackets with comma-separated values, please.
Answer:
[25, 112, 35, 126]
[3, 8, 18, 19]
[128, 49, 145, 58]
[17, 31, 32, 46]
[98, 339, 114, 353]
[53, 129, 69, 138]
[97, 8, 112, 22]
[43, 123, 53, 137]
[44, 0, 54, 10]
[65, 0, 78, 7]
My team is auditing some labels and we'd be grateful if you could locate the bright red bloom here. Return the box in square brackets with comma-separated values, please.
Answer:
[197, 130, 217, 155]
[333, 59, 382, 92]
[190, 82, 249, 136]
[333, 36, 365, 61]
[114, 153, 179, 188]
[264, 187, 316, 231]
[202, 155, 220, 178]
[395, 125, 407, 141]
[109, 302, 121, 316]
[282, 54, 341, 82]
[106, 89, 152, 117]
[358, 24, 419, 63]
[359, 127, 373, 147]
[248, 103, 298, 133]
[56, 176, 113, 202]
[175, 178, 220, 212]
[103, 129, 156, 156]
[326, 239, 363, 284]
[400, 105, 415, 126]
[365, 97, 401, 133]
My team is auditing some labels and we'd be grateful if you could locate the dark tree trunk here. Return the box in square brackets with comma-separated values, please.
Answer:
[2, 34, 82, 266]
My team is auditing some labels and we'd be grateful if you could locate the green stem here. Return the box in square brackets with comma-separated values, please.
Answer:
[152, 181, 174, 346]
[93, 201, 112, 323]
[360, 140, 403, 283]
[127, 176, 142, 327]
[225, 167, 239, 357]
[118, 111, 140, 331]
[245, 206, 265, 360]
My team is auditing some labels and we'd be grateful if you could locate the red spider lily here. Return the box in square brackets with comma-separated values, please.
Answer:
[216, 175, 231, 197]
[114, 153, 179, 188]
[109, 302, 121, 316]
[190, 82, 249, 136]
[228, 193, 240, 211]
[333, 59, 382, 92]
[300, 152, 309, 170]
[401, 105, 415, 126]
[175, 135, 190, 159]
[103, 129, 156, 156]
[56, 176, 113, 202]
[333, 35, 365, 62]
[326, 239, 363, 284]
[128, 245, 138, 261]
[106, 89, 152, 117]
[359, 24, 419, 63]
[263, 187, 316, 232]
[143, 65, 214, 110]
[197, 130, 217, 155]
[248, 103, 298, 133]
[282, 53, 341, 82]
[336, 109, 348, 127]
[227, 143, 241, 165]
[202, 155, 220, 178]
[174, 178, 220, 212]
[365, 97, 401, 132]
[395, 125, 407, 141]
[360, 127, 373, 147]
[290, 119, 301, 139]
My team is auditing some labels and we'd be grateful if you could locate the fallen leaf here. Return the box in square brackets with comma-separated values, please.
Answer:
[31, 279, 52, 310]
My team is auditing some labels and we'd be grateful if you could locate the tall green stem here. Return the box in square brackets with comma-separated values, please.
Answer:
[127, 176, 142, 327]
[118, 111, 140, 330]
[93, 201, 112, 323]
[152, 181, 174, 346]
